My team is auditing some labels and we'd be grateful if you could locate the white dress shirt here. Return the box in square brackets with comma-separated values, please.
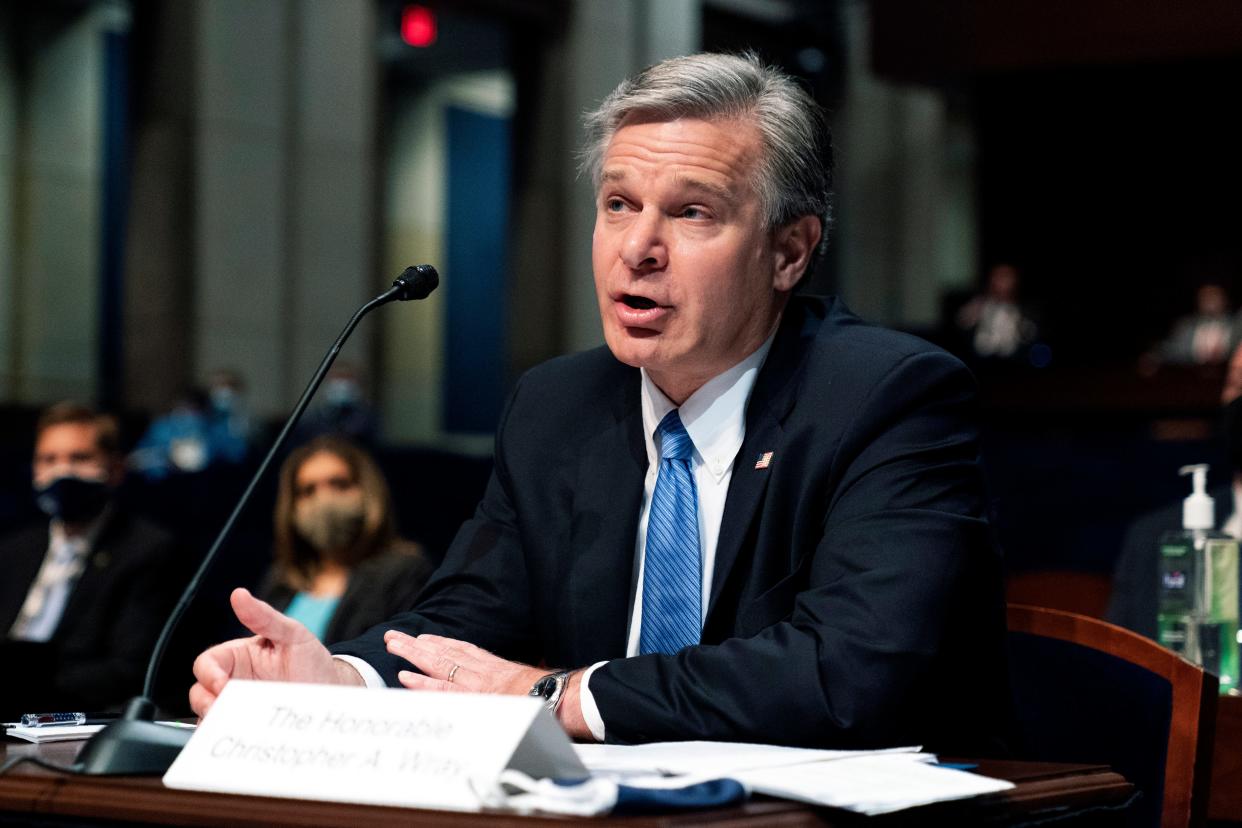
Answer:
[338, 334, 775, 743]
[578, 336, 774, 739]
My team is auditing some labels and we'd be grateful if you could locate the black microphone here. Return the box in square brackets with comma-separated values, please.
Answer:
[72, 266, 439, 775]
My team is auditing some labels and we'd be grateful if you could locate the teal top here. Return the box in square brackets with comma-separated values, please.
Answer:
[284, 592, 341, 642]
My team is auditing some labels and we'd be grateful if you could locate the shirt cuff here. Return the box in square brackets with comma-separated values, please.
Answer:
[578, 661, 609, 742]
[333, 654, 388, 689]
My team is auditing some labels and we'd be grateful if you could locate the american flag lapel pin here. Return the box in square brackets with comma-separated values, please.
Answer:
[754, 451, 774, 470]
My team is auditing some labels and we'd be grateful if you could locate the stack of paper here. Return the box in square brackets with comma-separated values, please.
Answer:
[3, 724, 105, 744]
[568, 741, 1013, 817]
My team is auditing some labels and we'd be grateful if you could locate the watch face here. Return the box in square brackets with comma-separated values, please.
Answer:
[532, 676, 557, 700]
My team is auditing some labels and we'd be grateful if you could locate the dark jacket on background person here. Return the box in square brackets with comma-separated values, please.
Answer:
[260, 546, 434, 645]
[1107, 486, 1233, 638]
[0, 509, 179, 713]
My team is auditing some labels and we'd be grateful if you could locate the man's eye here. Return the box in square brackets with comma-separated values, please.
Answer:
[605, 198, 626, 212]
[680, 206, 707, 219]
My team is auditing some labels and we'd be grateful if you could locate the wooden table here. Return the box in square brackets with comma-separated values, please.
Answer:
[0, 740, 1133, 826]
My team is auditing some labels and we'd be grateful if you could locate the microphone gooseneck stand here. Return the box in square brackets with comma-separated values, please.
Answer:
[71, 265, 439, 775]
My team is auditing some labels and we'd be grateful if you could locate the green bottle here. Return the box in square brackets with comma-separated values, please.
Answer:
[1199, 534, 1239, 694]
[1157, 464, 1240, 694]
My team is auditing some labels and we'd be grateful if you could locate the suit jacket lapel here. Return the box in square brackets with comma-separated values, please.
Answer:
[567, 369, 647, 661]
[707, 299, 819, 619]
[55, 511, 121, 640]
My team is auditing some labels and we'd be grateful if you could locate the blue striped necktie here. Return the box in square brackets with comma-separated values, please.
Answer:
[639, 409, 702, 655]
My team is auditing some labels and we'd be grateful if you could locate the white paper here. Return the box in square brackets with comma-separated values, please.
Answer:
[3, 724, 105, 743]
[737, 754, 1014, 815]
[572, 742, 1011, 816]
[163, 680, 585, 813]
[574, 740, 928, 779]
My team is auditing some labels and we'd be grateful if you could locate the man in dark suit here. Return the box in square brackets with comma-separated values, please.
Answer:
[190, 53, 1007, 753]
[0, 402, 179, 715]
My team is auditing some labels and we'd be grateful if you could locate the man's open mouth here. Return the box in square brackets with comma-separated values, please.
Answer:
[621, 295, 658, 310]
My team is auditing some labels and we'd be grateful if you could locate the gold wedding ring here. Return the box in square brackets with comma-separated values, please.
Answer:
[447, 663, 461, 684]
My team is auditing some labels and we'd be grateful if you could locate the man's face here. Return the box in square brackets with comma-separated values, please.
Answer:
[591, 117, 811, 403]
[32, 423, 117, 489]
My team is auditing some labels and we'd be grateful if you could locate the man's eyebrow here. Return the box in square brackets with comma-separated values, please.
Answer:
[670, 174, 735, 202]
[599, 169, 736, 202]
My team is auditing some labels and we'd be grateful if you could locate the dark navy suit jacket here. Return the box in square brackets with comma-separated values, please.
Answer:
[333, 296, 1010, 752]
[0, 508, 179, 713]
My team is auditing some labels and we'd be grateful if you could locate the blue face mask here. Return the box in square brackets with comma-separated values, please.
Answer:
[209, 386, 236, 413]
[325, 379, 360, 408]
[35, 475, 111, 523]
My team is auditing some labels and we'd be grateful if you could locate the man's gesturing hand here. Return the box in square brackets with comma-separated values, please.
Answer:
[384, 631, 594, 741]
[189, 587, 363, 717]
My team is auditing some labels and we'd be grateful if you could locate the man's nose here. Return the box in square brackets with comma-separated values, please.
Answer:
[620, 209, 668, 272]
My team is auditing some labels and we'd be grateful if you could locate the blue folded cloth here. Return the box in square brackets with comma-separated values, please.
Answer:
[613, 778, 748, 813]
[488, 770, 748, 816]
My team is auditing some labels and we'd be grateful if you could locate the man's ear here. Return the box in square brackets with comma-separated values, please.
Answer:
[771, 215, 822, 292]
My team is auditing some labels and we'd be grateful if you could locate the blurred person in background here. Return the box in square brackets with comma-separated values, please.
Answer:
[204, 368, 255, 460]
[258, 436, 432, 645]
[292, 363, 379, 447]
[1109, 342, 1242, 636]
[131, 372, 252, 480]
[1156, 282, 1237, 366]
[955, 262, 1039, 361]
[0, 402, 180, 715]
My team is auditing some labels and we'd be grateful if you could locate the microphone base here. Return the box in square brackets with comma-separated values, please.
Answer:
[74, 697, 193, 776]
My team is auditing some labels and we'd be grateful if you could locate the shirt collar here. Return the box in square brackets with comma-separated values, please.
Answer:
[640, 332, 776, 483]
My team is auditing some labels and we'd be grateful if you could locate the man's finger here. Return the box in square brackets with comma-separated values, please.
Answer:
[415, 634, 495, 659]
[188, 682, 216, 718]
[386, 635, 443, 674]
[397, 670, 456, 692]
[388, 631, 486, 672]
[230, 587, 303, 643]
[192, 644, 236, 696]
[387, 634, 476, 680]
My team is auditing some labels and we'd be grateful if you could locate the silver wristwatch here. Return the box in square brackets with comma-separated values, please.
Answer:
[528, 670, 571, 713]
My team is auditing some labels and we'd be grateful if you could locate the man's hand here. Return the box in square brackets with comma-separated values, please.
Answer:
[188, 587, 364, 717]
[384, 631, 594, 741]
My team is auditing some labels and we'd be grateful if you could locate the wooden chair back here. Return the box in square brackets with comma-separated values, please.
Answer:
[1007, 603, 1217, 828]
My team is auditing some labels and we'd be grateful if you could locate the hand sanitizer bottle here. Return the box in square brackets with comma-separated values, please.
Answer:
[1158, 464, 1240, 693]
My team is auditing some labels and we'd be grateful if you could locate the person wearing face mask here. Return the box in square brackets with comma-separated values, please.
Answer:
[0, 402, 180, 717]
[1107, 343, 1242, 636]
[291, 363, 380, 448]
[131, 373, 252, 480]
[257, 436, 432, 645]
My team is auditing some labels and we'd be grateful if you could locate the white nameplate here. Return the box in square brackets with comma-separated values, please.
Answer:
[163, 680, 587, 812]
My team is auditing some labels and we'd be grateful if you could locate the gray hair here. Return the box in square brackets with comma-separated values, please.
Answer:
[581, 52, 833, 260]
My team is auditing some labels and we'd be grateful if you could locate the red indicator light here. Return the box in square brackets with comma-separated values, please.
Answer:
[401, 5, 437, 48]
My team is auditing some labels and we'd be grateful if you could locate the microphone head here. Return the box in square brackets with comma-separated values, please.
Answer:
[392, 265, 439, 301]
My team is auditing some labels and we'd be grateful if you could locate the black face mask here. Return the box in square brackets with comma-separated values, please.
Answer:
[34, 475, 112, 523]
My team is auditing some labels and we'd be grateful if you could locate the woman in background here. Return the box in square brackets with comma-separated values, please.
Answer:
[260, 436, 432, 644]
